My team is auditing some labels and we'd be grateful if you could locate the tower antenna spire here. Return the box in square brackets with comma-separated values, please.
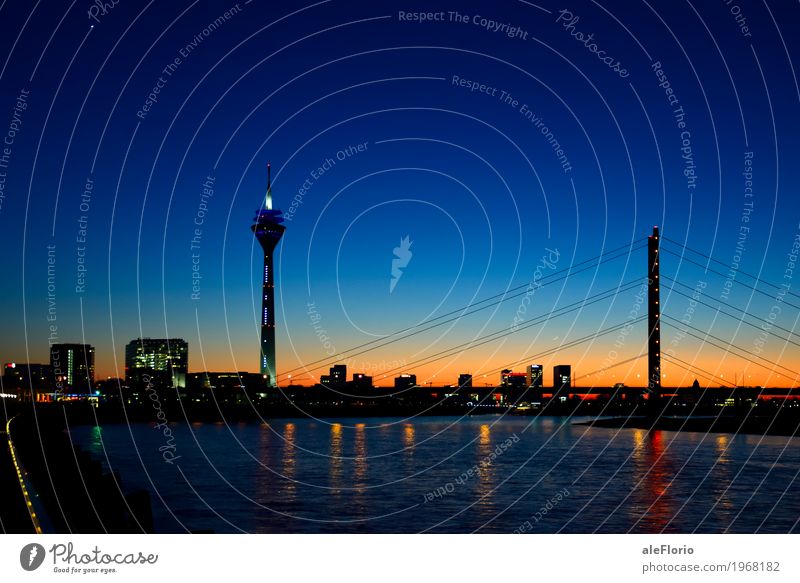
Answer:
[265, 162, 272, 210]
[252, 159, 285, 386]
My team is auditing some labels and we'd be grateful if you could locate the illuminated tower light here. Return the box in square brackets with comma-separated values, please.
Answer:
[647, 226, 661, 393]
[252, 162, 285, 386]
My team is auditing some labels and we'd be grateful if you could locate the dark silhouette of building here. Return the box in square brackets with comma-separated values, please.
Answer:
[125, 338, 188, 389]
[458, 373, 473, 389]
[553, 365, 571, 397]
[320, 364, 347, 388]
[187, 372, 269, 404]
[252, 163, 285, 386]
[503, 372, 528, 389]
[3, 363, 52, 399]
[351, 373, 372, 389]
[526, 364, 543, 388]
[50, 343, 95, 394]
[395, 373, 417, 390]
[648, 226, 661, 393]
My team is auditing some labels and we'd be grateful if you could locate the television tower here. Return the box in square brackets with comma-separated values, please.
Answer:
[252, 163, 285, 385]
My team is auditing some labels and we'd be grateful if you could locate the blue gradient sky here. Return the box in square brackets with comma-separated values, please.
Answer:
[0, 0, 798, 386]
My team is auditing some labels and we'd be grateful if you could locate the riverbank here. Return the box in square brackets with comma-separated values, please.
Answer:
[2, 403, 154, 533]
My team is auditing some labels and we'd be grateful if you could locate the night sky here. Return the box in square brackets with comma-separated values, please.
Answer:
[0, 0, 798, 387]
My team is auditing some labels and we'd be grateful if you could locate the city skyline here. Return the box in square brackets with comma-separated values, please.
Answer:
[4, 220, 797, 388]
[2, 0, 800, 544]
[1, 1, 798, 388]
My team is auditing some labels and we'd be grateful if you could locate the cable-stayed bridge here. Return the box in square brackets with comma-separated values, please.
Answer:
[280, 227, 800, 408]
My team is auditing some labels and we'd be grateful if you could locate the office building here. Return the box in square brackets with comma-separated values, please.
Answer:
[125, 338, 188, 389]
[50, 343, 95, 393]
[526, 364, 543, 388]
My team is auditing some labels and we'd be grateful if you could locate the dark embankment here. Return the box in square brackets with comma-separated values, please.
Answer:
[1, 402, 35, 533]
[7, 403, 153, 533]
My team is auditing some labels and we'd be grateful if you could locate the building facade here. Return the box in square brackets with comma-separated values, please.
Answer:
[125, 338, 188, 389]
[553, 365, 571, 396]
[526, 364, 543, 388]
[50, 344, 95, 393]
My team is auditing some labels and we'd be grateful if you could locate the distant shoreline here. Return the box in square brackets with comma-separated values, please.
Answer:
[580, 414, 800, 437]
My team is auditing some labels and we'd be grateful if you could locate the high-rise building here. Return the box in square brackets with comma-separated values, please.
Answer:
[252, 163, 285, 386]
[553, 365, 571, 395]
[50, 344, 95, 393]
[331, 364, 347, 386]
[457, 374, 473, 389]
[526, 364, 543, 388]
[395, 373, 417, 390]
[125, 338, 188, 389]
[500, 369, 513, 386]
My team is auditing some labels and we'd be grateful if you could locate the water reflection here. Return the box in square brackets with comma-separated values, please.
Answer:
[67, 417, 800, 534]
[403, 423, 415, 451]
[329, 423, 343, 492]
[282, 423, 296, 500]
[354, 423, 367, 491]
[474, 423, 495, 519]
[255, 423, 272, 507]
[630, 430, 677, 532]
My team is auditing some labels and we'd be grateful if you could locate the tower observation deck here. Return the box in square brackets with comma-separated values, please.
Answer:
[252, 163, 285, 385]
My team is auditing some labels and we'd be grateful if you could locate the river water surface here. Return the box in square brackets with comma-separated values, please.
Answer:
[70, 416, 800, 533]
